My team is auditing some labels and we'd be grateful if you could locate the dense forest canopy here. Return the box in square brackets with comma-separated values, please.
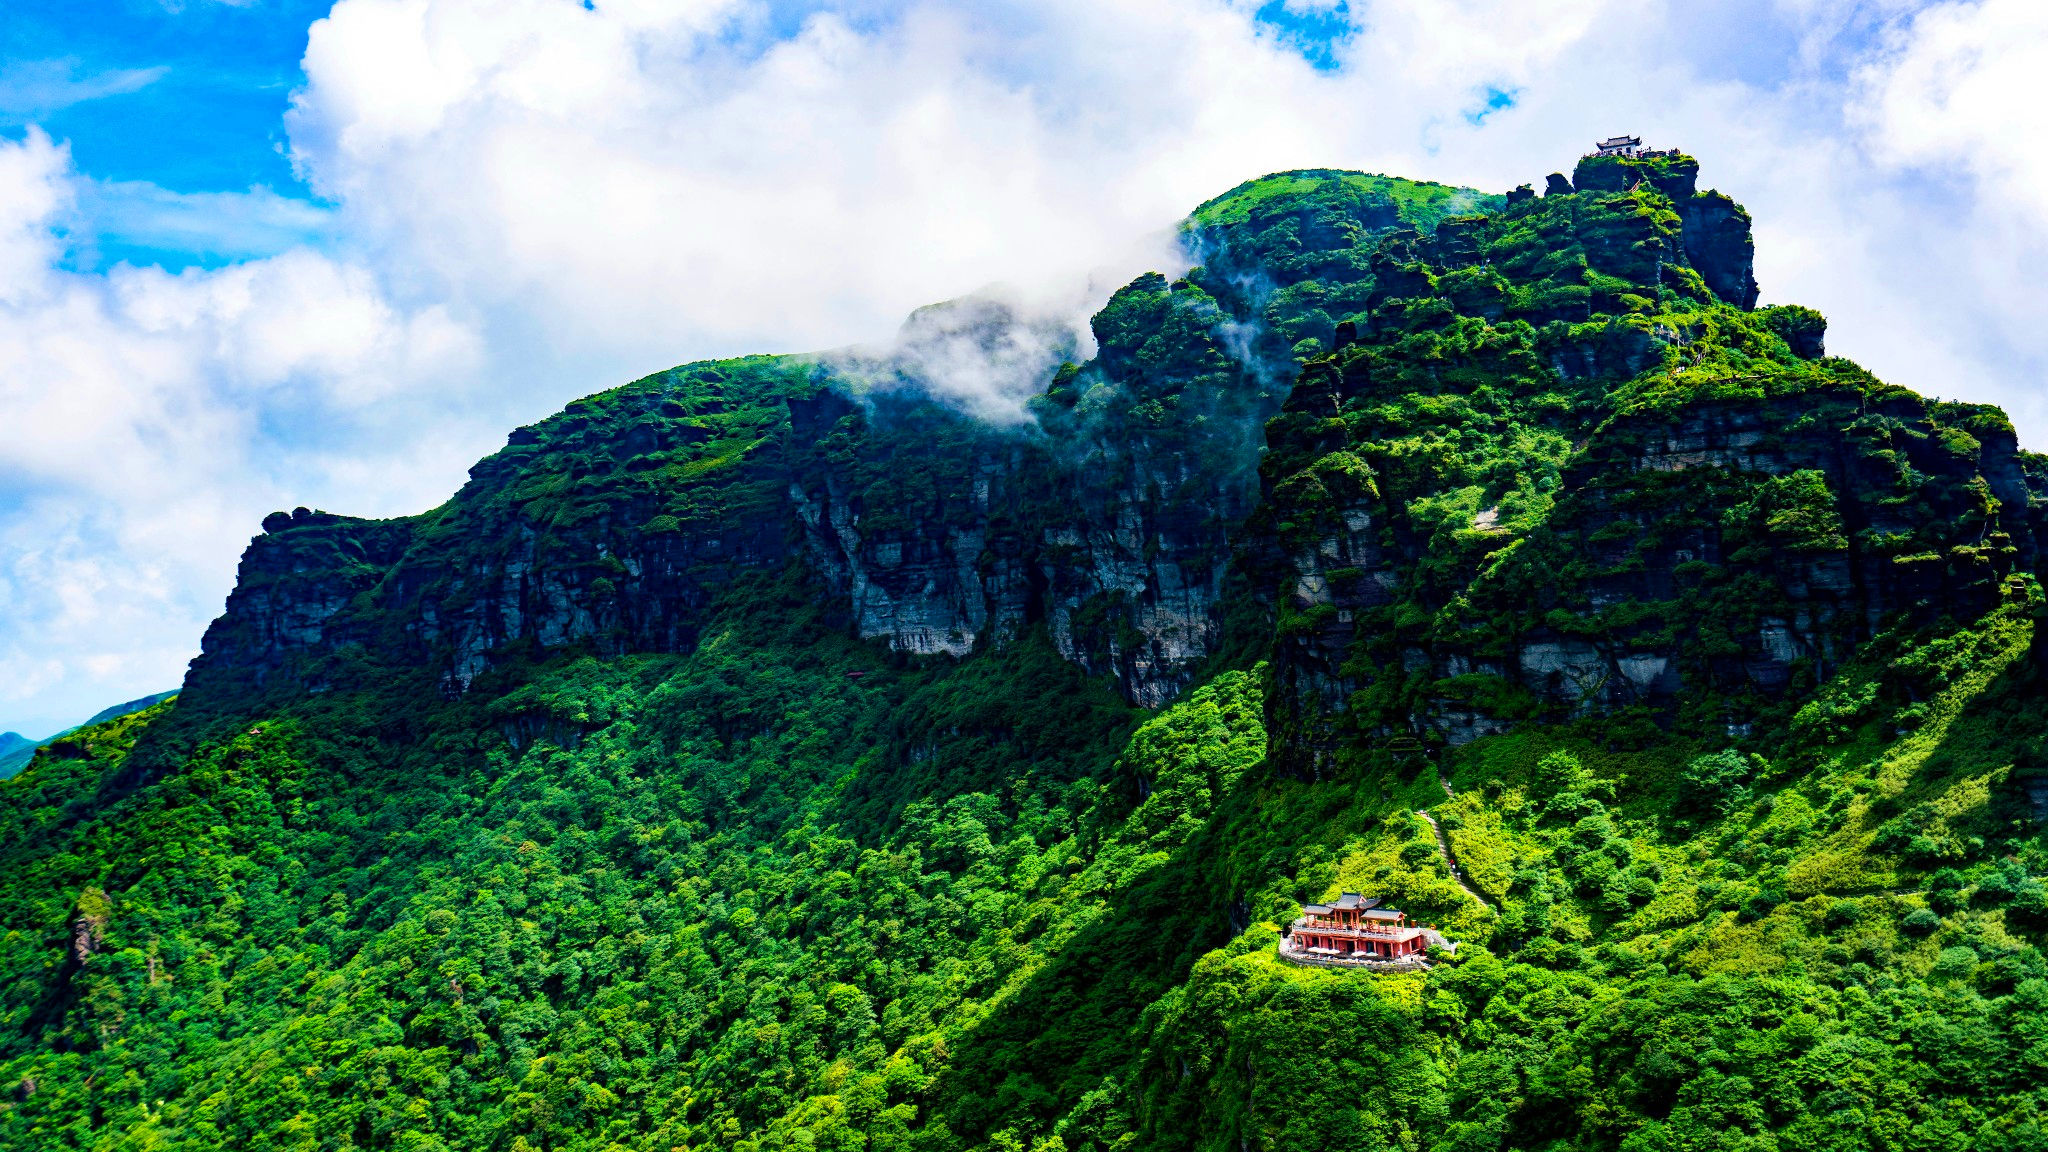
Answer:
[5, 150, 2048, 1152]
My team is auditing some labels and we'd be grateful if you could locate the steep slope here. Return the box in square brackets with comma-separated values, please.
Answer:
[4, 153, 2048, 1152]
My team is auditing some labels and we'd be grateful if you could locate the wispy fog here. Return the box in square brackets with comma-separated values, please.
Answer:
[822, 288, 1088, 424]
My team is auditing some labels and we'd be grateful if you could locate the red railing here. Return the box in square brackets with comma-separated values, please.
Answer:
[1284, 939, 1408, 959]
[1292, 920, 1406, 937]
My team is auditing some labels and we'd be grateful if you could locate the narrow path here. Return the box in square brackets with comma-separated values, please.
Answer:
[1416, 809, 1492, 911]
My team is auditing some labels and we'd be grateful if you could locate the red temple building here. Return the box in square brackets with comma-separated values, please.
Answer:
[1280, 893, 1440, 964]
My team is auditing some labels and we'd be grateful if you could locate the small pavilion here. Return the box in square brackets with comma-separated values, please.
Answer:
[1284, 893, 1432, 961]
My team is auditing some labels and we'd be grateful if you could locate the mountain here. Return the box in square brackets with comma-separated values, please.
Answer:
[4, 151, 2047, 1151]
[0, 733, 32, 781]
[0, 691, 177, 780]
[77, 691, 179, 731]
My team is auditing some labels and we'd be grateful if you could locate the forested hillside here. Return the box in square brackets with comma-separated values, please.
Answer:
[5, 150, 2048, 1152]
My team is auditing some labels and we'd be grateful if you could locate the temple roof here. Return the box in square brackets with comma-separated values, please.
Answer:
[1363, 908, 1404, 921]
[1333, 892, 1382, 910]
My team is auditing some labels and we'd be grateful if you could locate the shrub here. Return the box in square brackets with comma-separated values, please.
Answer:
[1676, 749, 1757, 817]
[1928, 869, 1966, 915]
[1536, 750, 1588, 794]
[1758, 470, 1848, 553]
[1740, 886, 1785, 922]
[1975, 868, 2018, 905]
[1933, 945, 1979, 982]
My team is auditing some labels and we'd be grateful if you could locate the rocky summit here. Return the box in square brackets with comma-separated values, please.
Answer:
[7, 150, 2048, 1152]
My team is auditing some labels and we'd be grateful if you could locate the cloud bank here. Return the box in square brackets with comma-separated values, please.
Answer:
[3, 0, 2047, 733]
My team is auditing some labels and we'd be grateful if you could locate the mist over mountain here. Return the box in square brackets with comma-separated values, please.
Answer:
[5, 149, 2048, 1151]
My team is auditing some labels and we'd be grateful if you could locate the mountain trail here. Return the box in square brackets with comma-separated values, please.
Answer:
[1417, 808, 1491, 911]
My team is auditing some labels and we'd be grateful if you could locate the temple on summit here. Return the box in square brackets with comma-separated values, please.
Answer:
[1593, 134, 1643, 156]
[1279, 893, 1438, 965]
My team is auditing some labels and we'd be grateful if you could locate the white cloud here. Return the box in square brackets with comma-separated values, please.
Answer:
[72, 180, 334, 265]
[0, 128, 68, 301]
[1828, 0, 2048, 432]
[825, 287, 1100, 425]
[0, 131, 483, 736]
[0, 59, 167, 119]
[1856, 0, 2048, 194]
[10, 0, 2048, 733]
[276, 0, 1638, 394]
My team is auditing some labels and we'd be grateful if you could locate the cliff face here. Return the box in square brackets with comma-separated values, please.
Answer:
[779, 274, 1268, 706]
[190, 173, 1495, 711]
[1568, 150, 1757, 308]
[786, 381, 1244, 707]
[189, 153, 2046, 754]
[1250, 150, 2045, 769]
[191, 360, 804, 700]
[1266, 376, 2041, 758]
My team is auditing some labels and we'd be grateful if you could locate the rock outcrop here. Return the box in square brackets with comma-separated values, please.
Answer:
[1252, 150, 2046, 768]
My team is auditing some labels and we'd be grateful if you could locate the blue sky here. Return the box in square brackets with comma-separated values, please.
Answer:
[8, 0, 1366, 274]
[0, 0, 338, 268]
[0, 0, 1912, 278]
[0, 0, 2043, 737]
